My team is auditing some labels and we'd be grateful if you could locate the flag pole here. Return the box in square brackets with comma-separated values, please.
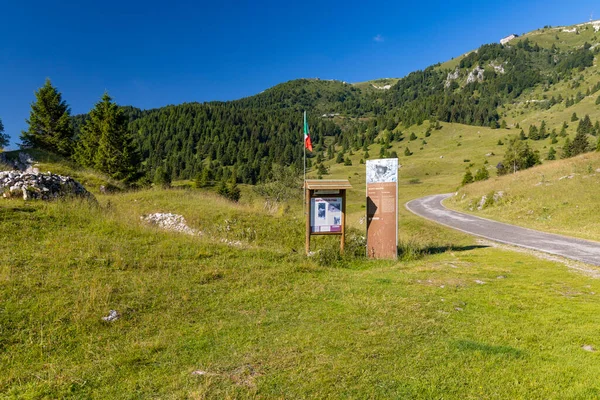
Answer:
[303, 111, 306, 219]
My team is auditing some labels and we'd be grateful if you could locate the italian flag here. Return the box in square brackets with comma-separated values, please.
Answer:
[304, 111, 313, 152]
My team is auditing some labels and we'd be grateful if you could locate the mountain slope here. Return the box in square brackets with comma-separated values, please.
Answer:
[68, 20, 600, 187]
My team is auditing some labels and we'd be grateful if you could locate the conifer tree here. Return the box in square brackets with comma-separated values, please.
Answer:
[153, 166, 171, 188]
[570, 130, 590, 156]
[547, 147, 556, 160]
[226, 173, 241, 202]
[529, 125, 539, 140]
[519, 129, 527, 140]
[561, 138, 572, 159]
[577, 115, 593, 135]
[539, 121, 547, 139]
[0, 118, 8, 151]
[21, 79, 73, 156]
[462, 169, 474, 185]
[75, 93, 138, 180]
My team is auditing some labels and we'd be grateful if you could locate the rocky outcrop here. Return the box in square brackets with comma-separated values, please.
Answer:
[0, 171, 94, 201]
[490, 61, 505, 74]
[142, 213, 200, 235]
[445, 68, 460, 88]
[466, 66, 485, 84]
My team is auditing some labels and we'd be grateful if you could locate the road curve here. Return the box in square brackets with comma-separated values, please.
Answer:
[406, 193, 600, 266]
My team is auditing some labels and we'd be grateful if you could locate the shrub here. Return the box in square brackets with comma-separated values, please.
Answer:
[474, 167, 490, 181]
[462, 169, 474, 185]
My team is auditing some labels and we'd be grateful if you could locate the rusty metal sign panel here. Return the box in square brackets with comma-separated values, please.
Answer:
[366, 158, 398, 259]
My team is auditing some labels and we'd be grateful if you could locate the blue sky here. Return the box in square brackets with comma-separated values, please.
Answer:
[0, 0, 598, 148]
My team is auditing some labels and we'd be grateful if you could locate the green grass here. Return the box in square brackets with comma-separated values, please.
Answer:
[4, 191, 600, 398]
[6, 20, 600, 398]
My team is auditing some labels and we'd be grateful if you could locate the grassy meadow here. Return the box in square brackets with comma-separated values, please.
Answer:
[4, 139, 600, 398]
[5, 19, 600, 398]
[3, 185, 600, 398]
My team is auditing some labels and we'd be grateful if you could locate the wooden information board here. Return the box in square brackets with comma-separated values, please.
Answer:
[366, 159, 398, 259]
[304, 180, 352, 255]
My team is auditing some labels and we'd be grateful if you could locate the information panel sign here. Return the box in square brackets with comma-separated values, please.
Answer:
[310, 197, 343, 233]
[366, 158, 398, 259]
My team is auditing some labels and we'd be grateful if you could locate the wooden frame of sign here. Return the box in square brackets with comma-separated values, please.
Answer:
[304, 179, 352, 255]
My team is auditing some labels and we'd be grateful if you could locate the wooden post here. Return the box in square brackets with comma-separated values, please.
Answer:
[305, 187, 311, 255]
[340, 189, 346, 254]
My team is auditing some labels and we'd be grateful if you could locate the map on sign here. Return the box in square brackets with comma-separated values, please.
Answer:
[366, 158, 398, 183]
[310, 197, 342, 233]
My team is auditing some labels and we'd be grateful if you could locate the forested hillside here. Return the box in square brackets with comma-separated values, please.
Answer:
[68, 21, 600, 183]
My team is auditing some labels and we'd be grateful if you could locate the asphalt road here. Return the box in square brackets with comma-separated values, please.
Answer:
[406, 193, 600, 266]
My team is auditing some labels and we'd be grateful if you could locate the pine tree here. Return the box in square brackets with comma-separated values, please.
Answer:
[75, 93, 139, 180]
[317, 163, 328, 176]
[577, 115, 593, 135]
[561, 138, 572, 159]
[197, 164, 212, 187]
[571, 112, 579, 122]
[529, 125, 539, 140]
[21, 79, 73, 156]
[404, 147, 412, 156]
[0, 118, 8, 150]
[570, 130, 590, 156]
[327, 144, 335, 160]
[539, 121, 547, 138]
[153, 166, 171, 188]
[560, 123, 568, 137]
[225, 175, 241, 202]
[462, 169, 474, 185]
[547, 146, 556, 160]
[215, 178, 228, 197]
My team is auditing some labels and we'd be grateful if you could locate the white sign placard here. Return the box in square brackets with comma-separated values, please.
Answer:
[310, 197, 342, 233]
[366, 158, 398, 184]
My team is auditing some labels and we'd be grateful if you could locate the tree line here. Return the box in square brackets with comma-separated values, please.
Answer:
[12, 35, 600, 193]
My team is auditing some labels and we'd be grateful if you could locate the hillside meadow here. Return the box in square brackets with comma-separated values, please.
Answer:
[3, 154, 600, 398]
[5, 19, 600, 398]
[449, 151, 600, 242]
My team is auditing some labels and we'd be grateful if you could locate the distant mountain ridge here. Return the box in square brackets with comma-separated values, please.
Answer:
[71, 20, 600, 184]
